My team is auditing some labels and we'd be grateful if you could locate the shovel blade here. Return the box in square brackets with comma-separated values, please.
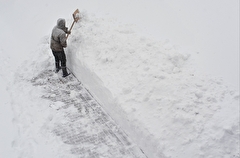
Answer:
[72, 9, 80, 22]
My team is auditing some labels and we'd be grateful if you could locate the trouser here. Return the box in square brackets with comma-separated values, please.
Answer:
[52, 50, 66, 68]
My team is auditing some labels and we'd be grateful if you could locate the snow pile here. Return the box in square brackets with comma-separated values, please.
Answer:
[66, 13, 239, 158]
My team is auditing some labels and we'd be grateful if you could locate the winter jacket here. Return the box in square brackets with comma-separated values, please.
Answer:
[50, 18, 68, 51]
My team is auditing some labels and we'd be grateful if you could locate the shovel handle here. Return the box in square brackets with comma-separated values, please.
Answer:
[66, 9, 80, 40]
[66, 20, 75, 39]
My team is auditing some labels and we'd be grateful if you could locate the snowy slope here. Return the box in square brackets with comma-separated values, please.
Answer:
[0, 0, 239, 158]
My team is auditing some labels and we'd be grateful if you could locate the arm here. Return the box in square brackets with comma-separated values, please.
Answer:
[59, 32, 67, 48]
[63, 27, 71, 34]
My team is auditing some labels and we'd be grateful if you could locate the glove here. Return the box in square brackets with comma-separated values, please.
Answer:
[64, 27, 71, 34]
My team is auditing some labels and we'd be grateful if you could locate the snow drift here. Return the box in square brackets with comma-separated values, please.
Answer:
[65, 13, 239, 158]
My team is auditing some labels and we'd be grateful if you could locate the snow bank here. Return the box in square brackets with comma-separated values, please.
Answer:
[66, 13, 239, 158]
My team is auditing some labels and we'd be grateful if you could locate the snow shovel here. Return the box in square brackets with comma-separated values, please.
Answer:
[66, 9, 80, 39]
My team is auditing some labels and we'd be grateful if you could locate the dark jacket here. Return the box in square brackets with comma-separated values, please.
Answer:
[50, 19, 68, 51]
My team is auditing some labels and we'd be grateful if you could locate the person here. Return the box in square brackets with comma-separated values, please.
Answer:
[50, 18, 71, 77]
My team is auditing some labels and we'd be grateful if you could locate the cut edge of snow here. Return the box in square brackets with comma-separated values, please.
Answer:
[66, 50, 165, 158]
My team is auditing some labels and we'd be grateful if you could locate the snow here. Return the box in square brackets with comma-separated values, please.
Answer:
[0, 0, 239, 158]
[66, 12, 239, 158]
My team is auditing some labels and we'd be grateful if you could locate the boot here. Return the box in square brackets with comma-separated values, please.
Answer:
[55, 62, 61, 73]
[62, 67, 70, 77]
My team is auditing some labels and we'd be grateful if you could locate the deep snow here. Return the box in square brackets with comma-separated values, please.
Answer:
[66, 12, 239, 158]
[0, 0, 239, 158]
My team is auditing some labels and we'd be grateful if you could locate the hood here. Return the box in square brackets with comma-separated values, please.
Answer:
[57, 18, 66, 29]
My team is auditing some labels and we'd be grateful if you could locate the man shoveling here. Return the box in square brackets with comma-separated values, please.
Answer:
[50, 18, 71, 77]
[50, 9, 80, 77]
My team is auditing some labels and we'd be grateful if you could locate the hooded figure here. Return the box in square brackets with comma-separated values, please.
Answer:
[50, 18, 70, 77]
[50, 19, 68, 51]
